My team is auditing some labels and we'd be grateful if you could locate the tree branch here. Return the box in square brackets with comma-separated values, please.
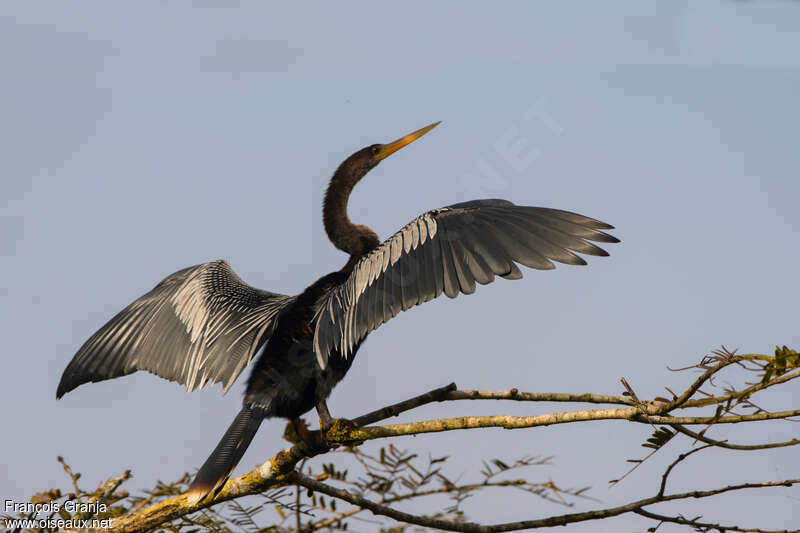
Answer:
[107, 348, 800, 532]
[328, 408, 800, 444]
[111, 401, 800, 532]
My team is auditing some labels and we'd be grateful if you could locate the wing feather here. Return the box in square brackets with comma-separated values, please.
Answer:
[439, 228, 461, 299]
[57, 260, 295, 398]
[448, 235, 477, 294]
[312, 200, 618, 367]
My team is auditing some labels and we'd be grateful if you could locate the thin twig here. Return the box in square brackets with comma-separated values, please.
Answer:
[353, 383, 458, 426]
[658, 443, 715, 497]
[353, 384, 636, 428]
[680, 368, 800, 409]
[295, 458, 305, 533]
[307, 479, 544, 531]
[663, 356, 736, 412]
[634, 507, 800, 533]
[673, 424, 800, 450]
[57, 456, 82, 496]
[446, 389, 634, 406]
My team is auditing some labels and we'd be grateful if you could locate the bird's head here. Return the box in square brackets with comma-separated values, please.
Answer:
[340, 121, 441, 176]
[324, 121, 441, 259]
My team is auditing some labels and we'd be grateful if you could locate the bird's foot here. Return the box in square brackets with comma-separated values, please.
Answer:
[315, 401, 363, 447]
[316, 400, 334, 432]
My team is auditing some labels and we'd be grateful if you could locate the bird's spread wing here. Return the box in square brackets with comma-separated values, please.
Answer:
[57, 260, 295, 398]
[313, 199, 618, 367]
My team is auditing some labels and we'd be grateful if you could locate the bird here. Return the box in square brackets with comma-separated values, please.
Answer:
[56, 121, 618, 501]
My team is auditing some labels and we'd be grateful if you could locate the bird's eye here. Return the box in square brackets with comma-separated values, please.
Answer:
[371, 145, 381, 155]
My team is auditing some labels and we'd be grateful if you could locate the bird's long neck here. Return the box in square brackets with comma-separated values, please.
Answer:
[323, 164, 359, 252]
[323, 161, 378, 266]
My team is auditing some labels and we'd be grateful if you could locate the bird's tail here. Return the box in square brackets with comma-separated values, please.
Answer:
[187, 405, 264, 501]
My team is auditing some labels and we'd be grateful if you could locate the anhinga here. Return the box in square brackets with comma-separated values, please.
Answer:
[57, 121, 618, 500]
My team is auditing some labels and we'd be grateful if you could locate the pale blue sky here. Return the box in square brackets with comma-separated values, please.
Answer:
[2, 2, 799, 530]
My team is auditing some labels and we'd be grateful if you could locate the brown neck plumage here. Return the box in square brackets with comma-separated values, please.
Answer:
[323, 156, 379, 271]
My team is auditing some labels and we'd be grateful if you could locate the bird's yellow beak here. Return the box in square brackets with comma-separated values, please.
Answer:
[375, 121, 441, 161]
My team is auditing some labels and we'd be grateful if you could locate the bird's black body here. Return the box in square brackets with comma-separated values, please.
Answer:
[190, 271, 363, 496]
[57, 121, 619, 502]
[245, 271, 358, 419]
